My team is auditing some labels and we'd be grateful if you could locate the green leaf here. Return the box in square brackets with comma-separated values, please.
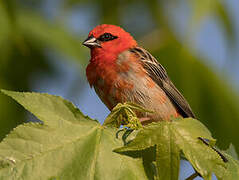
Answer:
[216, 144, 239, 180]
[221, 153, 239, 180]
[225, 144, 239, 160]
[155, 127, 180, 180]
[115, 118, 227, 179]
[0, 90, 150, 180]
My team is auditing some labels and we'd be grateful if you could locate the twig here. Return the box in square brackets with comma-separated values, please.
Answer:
[185, 172, 199, 180]
[198, 137, 228, 162]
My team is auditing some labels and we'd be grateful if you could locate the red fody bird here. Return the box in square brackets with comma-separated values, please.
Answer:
[83, 24, 195, 123]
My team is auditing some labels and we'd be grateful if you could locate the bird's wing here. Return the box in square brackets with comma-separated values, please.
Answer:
[130, 47, 196, 118]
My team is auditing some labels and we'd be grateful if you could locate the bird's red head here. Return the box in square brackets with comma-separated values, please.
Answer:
[83, 24, 137, 62]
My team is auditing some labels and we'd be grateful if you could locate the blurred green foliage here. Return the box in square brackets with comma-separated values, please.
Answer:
[0, 0, 238, 155]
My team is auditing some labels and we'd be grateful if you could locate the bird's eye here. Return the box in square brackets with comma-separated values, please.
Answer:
[98, 33, 118, 42]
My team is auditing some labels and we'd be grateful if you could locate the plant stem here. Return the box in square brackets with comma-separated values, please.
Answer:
[185, 172, 199, 180]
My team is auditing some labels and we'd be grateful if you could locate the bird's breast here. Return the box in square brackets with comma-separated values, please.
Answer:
[87, 50, 180, 120]
[88, 50, 144, 109]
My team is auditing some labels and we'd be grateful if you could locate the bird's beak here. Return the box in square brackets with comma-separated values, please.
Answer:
[82, 35, 101, 48]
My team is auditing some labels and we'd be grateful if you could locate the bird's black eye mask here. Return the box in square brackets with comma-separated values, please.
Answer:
[97, 33, 118, 42]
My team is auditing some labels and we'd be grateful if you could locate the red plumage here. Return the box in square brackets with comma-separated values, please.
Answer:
[84, 24, 195, 123]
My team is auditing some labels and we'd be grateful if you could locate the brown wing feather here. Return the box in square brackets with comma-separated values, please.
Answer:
[130, 47, 196, 118]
